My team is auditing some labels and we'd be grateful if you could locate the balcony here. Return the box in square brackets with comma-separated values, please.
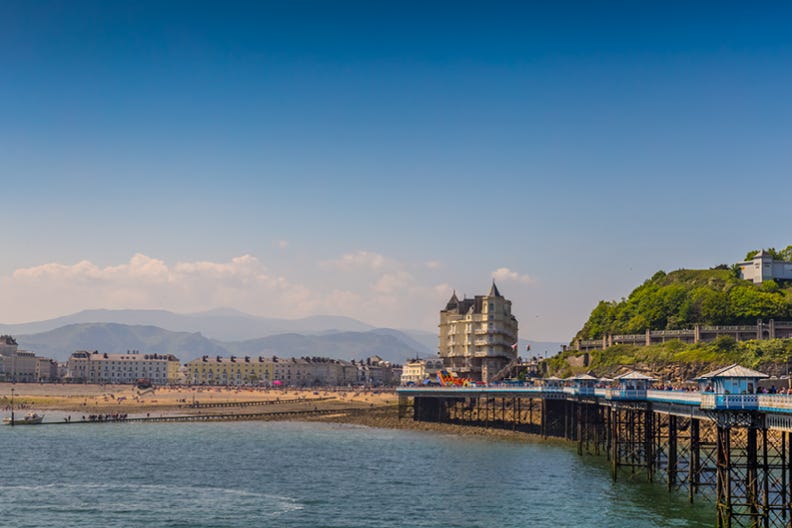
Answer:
[700, 393, 758, 410]
[473, 339, 512, 347]
[758, 394, 792, 412]
[604, 388, 647, 401]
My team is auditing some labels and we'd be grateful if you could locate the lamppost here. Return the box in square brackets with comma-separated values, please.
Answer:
[10, 387, 15, 427]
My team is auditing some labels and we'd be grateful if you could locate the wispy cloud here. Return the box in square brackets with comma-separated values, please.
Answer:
[1, 252, 452, 330]
[319, 250, 391, 272]
[492, 267, 535, 285]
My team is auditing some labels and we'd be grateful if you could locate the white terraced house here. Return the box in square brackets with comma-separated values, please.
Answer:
[66, 350, 180, 385]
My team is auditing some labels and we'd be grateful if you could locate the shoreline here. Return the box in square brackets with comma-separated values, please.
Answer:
[0, 382, 563, 444]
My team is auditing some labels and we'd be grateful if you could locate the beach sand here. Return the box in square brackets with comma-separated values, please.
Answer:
[0, 382, 397, 414]
[0, 382, 551, 442]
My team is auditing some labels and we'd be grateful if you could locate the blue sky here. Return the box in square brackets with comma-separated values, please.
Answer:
[2, 1, 791, 341]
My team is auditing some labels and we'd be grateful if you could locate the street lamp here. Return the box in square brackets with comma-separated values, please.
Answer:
[10, 387, 15, 427]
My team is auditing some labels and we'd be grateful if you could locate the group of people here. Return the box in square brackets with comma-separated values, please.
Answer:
[83, 413, 129, 422]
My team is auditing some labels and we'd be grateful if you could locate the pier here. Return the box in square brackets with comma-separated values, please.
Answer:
[398, 365, 792, 528]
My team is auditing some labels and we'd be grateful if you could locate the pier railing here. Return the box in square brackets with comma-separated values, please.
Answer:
[399, 385, 792, 414]
[693, 392, 759, 410]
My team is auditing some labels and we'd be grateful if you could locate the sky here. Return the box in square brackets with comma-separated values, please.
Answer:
[1, 1, 792, 341]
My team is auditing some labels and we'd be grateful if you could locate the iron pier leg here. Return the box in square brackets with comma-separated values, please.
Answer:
[645, 408, 654, 483]
[577, 403, 583, 456]
[716, 425, 732, 528]
[668, 415, 678, 492]
[761, 428, 769, 528]
[783, 432, 789, 523]
[610, 407, 619, 481]
[690, 419, 701, 504]
[540, 399, 546, 439]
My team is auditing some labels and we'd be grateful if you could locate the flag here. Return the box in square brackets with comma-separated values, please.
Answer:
[511, 343, 518, 351]
[526, 344, 531, 351]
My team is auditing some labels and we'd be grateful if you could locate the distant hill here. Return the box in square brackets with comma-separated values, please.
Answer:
[6, 309, 557, 364]
[0, 308, 375, 342]
[14, 323, 428, 364]
[576, 265, 792, 341]
[221, 331, 426, 364]
[15, 323, 228, 362]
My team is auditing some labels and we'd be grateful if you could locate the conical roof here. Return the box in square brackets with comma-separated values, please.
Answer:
[445, 290, 459, 310]
[697, 363, 769, 380]
[567, 373, 598, 381]
[615, 370, 656, 381]
[488, 281, 502, 297]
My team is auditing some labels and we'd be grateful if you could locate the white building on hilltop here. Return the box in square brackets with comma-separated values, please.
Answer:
[738, 250, 792, 284]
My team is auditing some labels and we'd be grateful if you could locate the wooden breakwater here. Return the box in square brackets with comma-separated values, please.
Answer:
[180, 397, 334, 409]
[10, 407, 363, 426]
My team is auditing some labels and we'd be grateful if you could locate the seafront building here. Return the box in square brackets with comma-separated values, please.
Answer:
[184, 355, 395, 387]
[186, 356, 274, 386]
[65, 351, 181, 385]
[438, 282, 519, 383]
[0, 333, 402, 387]
[0, 335, 58, 382]
[400, 357, 443, 385]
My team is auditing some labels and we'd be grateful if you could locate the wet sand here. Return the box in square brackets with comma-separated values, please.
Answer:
[0, 382, 552, 442]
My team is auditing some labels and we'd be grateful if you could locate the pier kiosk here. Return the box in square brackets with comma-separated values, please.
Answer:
[606, 371, 655, 401]
[542, 376, 564, 392]
[565, 374, 598, 396]
[697, 363, 768, 410]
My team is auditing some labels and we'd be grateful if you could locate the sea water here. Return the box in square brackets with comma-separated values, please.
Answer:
[0, 420, 713, 527]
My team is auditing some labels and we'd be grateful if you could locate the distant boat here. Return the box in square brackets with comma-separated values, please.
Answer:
[3, 412, 44, 426]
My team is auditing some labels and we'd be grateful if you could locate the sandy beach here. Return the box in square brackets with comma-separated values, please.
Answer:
[0, 382, 397, 413]
[0, 382, 549, 442]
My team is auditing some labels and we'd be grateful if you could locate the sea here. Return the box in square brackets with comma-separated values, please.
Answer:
[1, 416, 713, 528]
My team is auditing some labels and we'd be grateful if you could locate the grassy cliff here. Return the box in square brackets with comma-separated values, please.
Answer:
[545, 337, 792, 381]
[575, 267, 792, 341]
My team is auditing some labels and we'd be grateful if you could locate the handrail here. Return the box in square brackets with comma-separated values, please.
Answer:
[397, 386, 792, 414]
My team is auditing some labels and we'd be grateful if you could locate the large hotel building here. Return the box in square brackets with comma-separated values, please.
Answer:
[438, 282, 519, 383]
[65, 351, 181, 385]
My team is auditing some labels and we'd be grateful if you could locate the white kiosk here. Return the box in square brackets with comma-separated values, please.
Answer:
[606, 370, 655, 400]
[698, 364, 768, 410]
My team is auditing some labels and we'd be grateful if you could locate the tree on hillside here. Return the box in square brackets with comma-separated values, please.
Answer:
[690, 287, 730, 325]
[729, 286, 789, 321]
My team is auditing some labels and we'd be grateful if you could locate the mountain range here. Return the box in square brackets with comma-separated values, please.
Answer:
[1, 309, 564, 364]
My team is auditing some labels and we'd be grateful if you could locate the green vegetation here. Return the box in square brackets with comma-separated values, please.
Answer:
[558, 247, 792, 379]
[746, 245, 792, 262]
[545, 338, 792, 380]
[575, 261, 792, 341]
